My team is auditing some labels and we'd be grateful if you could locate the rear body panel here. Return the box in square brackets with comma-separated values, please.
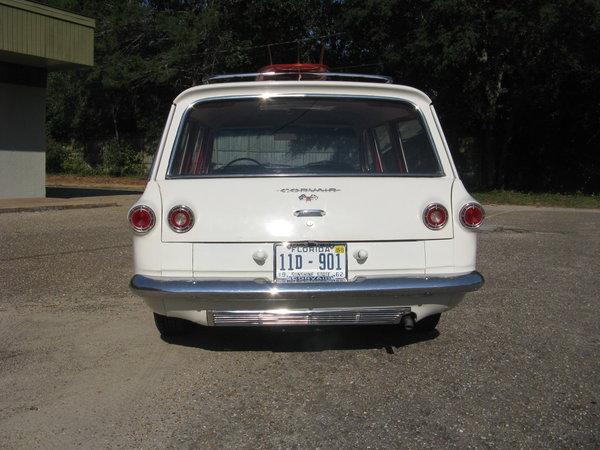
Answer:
[130, 78, 483, 328]
[158, 177, 454, 243]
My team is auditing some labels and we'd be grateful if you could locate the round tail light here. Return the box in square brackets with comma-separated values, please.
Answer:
[423, 204, 448, 230]
[460, 203, 485, 228]
[128, 205, 156, 233]
[168, 206, 194, 233]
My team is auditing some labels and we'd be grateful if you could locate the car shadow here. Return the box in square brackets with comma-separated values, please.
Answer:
[46, 186, 143, 198]
[161, 325, 439, 353]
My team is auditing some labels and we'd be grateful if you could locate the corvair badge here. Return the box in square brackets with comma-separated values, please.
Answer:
[299, 194, 318, 202]
[279, 188, 341, 193]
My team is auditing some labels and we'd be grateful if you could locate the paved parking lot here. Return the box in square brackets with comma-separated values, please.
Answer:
[0, 199, 598, 448]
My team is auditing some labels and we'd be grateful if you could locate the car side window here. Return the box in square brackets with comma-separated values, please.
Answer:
[397, 119, 441, 174]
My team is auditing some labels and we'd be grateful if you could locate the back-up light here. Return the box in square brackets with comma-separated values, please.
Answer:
[128, 205, 156, 233]
[460, 203, 485, 228]
[168, 205, 194, 233]
[423, 204, 448, 230]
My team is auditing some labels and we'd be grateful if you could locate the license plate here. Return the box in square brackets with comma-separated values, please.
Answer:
[274, 243, 347, 283]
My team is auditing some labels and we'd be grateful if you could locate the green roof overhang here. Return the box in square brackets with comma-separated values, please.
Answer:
[0, 0, 95, 71]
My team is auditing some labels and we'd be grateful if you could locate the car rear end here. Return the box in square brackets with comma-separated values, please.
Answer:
[129, 70, 484, 336]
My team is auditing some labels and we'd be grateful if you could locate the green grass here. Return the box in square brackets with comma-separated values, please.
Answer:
[472, 190, 600, 209]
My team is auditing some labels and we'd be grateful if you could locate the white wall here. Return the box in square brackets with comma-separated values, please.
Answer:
[0, 82, 46, 199]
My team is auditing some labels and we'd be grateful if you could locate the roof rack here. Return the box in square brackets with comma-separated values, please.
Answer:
[202, 72, 393, 85]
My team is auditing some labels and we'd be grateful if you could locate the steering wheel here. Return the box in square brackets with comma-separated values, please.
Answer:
[223, 157, 263, 169]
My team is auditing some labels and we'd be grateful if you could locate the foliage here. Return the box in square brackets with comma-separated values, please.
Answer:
[101, 140, 147, 177]
[473, 190, 600, 209]
[41, 0, 600, 193]
[46, 140, 146, 176]
[46, 141, 95, 175]
[45, 141, 71, 173]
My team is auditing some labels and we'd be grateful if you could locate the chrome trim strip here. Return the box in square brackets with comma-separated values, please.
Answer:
[130, 271, 484, 301]
[167, 173, 445, 180]
[208, 307, 411, 326]
[294, 209, 326, 217]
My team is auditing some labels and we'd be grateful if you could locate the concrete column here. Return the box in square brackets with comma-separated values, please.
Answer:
[0, 81, 46, 199]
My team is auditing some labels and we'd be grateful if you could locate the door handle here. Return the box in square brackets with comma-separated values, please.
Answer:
[294, 209, 326, 217]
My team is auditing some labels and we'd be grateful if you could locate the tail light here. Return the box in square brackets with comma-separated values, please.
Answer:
[128, 205, 156, 233]
[168, 205, 194, 233]
[460, 203, 485, 228]
[423, 204, 448, 230]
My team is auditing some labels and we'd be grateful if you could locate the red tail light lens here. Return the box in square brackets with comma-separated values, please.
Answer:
[128, 205, 156, 233]
[423, 204, 448, 230]
[168, 206, 194, 233]
[460, 203, 485, 228]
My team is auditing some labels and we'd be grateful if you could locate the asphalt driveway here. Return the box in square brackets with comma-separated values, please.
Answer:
[0, 201, 598, 448]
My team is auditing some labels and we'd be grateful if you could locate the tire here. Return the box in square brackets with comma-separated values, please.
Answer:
[414, 313, 441, 332]
[153, 313, 193, 337]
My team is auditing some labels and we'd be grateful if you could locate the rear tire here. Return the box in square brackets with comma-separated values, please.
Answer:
[153, 313, 193, 337]
[414, 313, 441, 332]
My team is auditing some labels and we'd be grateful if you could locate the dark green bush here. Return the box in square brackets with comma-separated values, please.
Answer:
[46, 139, 147, 177]
[46, 142, 71, 173]
[101, 140, 147, 177]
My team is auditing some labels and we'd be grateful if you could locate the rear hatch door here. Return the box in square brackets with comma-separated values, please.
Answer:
[159, 177, 453, 243]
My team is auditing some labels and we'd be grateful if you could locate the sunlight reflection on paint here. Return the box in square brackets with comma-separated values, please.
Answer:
[266, 220, 293, 237]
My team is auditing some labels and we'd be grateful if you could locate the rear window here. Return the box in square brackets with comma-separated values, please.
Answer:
[168, 97, 442, 177]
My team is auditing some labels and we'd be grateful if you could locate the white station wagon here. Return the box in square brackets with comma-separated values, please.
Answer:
[129, 64, 485, 337]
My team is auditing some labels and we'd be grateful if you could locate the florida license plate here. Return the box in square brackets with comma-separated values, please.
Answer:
[275, 243, 347, 282]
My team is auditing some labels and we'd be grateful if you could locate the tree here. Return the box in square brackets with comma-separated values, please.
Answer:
[335, 0, 600, 192]
[40, 0, 599, 192]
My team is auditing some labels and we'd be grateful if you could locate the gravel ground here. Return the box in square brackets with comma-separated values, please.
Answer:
[0, 201, 598, 448]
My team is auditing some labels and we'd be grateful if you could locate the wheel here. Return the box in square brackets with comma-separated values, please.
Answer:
[414, 313, 441, 332]
[153, 313, 193, 337]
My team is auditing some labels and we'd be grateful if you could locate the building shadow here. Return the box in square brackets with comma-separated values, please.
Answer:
[161, 325, 439, 353]
[46, 186, 143, 198]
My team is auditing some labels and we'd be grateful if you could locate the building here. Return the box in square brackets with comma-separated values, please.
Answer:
[0, 0, 94, 199]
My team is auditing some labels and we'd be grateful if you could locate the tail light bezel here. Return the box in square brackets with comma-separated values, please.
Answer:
[459, 202, 485, 229]
[168, 205, 195, 233]
[128, 205, 156, 234]
[423, 203, 449, 230]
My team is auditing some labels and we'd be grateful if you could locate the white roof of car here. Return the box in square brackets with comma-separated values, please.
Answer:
[173, 80, 433, 108]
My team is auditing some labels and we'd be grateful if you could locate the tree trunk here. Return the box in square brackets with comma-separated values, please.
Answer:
[111, 106, 120, 143]
[480, 123, 496, 189]
[479, 68, 506, 189]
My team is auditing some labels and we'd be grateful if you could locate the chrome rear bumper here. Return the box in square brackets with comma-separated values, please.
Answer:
[131, 271, 483, 301]
[131, 272, 483, 326]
